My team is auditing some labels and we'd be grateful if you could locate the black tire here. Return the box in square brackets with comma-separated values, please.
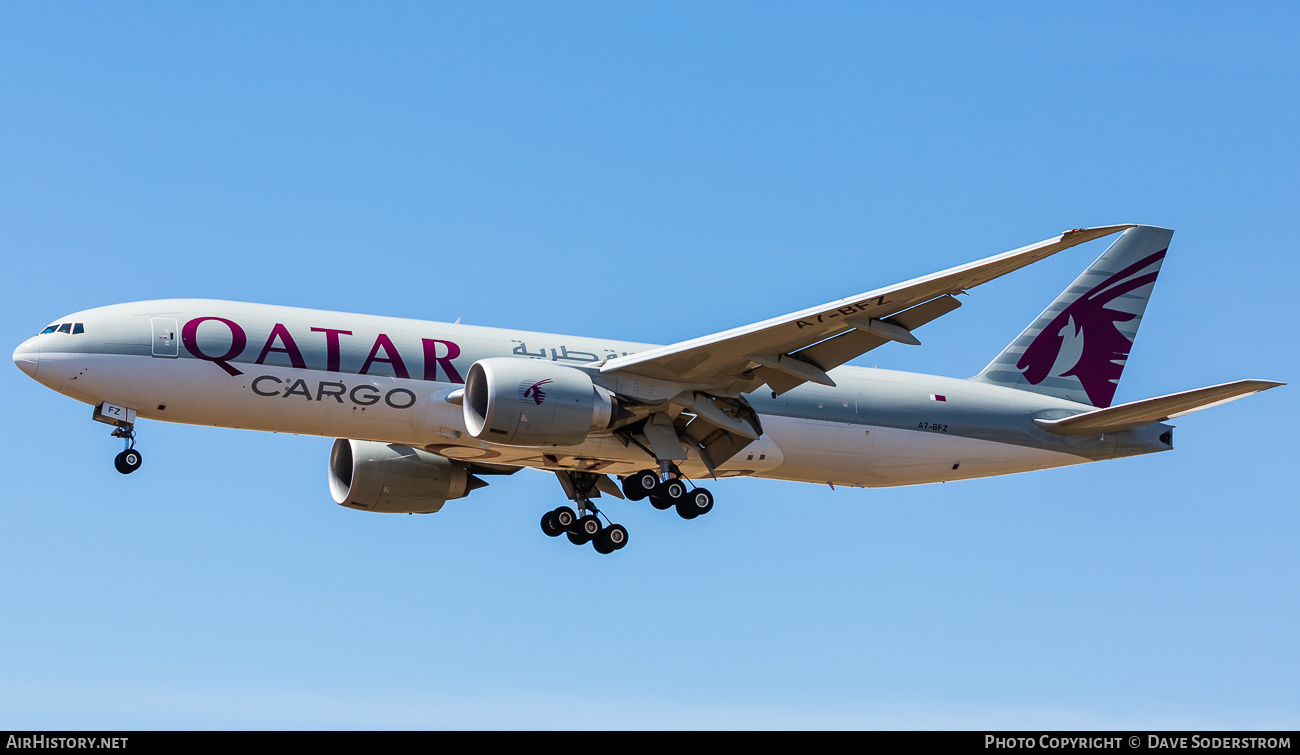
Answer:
[675, 498, 700, 520]
[592, 534, 615, 554]
[567, 514, 601, 546]
[540, 511, 563, 537]
[649, 494, 674, 511]
[553, 506, 577, 531]
[684, 487, 713, 517]
[623, 470, 658, 501]
[115, 449, 142, 475]
[657, 478, 686, 501]
[604, 523, 629, 551]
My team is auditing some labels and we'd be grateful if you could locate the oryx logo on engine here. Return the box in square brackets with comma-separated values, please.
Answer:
[520, 378, 553, 405]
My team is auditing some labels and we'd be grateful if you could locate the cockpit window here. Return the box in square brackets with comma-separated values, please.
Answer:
[39, 322, 85, 335]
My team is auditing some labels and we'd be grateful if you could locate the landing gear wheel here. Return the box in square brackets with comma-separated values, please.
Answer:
[690, 487, 714, 516]
[114, 449, 142, 475]
[593, 523, 628, 554]
[623, 470, 659, 501]
[552, 506, 576, 532]
[604, 523, 628, 551]
[650, 478, 685, 510]
[658, 478, 686, 500]
[676, 487, 713, 519]
[540, 510, 564, 537]
[567, 514, 603, 545]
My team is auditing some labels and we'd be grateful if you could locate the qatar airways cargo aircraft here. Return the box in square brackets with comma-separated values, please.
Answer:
[13, 225, 1282, 553]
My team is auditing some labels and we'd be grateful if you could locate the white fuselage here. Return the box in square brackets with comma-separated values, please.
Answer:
[14, 299, 1159, 489]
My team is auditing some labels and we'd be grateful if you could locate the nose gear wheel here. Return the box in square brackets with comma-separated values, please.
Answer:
[114, 448, 143, 475]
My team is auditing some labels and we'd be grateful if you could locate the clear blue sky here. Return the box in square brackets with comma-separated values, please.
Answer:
[2, 2, 1296, 729]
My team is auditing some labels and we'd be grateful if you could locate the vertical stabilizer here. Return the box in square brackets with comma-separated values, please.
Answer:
[973, 225, 1173, 407]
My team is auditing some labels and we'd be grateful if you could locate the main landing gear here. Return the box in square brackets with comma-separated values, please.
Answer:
[540, 464, 714, 554]
[620, 467, 714, 520]
[544, 471, 629, 555]
[540, 505, 629, 555]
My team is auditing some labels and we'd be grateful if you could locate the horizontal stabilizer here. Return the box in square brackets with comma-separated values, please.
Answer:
[1034, 380, 1284, 435]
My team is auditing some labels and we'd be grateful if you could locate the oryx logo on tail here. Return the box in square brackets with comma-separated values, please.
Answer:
[974, 225, 1174, 407]
[1017, 249, 1166, 407]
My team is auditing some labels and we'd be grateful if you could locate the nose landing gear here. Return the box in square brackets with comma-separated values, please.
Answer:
[94, 402, 143, 475]
[111, 425, 142, 475]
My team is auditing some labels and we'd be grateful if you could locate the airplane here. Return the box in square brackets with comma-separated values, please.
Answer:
[12, 224, 1282, 554]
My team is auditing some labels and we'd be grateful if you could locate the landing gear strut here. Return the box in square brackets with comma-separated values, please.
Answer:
[111, 423, 142, 474]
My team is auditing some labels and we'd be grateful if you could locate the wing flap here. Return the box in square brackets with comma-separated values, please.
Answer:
[752, 367, 804, 396]
[1035, 380, 1284, 435]
[788, 294, 963, 387]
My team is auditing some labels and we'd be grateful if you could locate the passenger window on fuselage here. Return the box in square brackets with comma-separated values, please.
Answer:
[73, 323, 84, 334]
[58, 323, 72, 334]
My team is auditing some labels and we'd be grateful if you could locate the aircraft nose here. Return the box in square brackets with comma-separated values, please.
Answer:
[13, 338, 40, 378]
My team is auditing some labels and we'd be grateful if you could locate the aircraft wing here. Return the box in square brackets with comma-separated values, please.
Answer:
[601, 225, 1135, 395]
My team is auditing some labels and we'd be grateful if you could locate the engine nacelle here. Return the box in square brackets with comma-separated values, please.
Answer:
[328, 438, 480, 513]
[463, 357, 615, 445]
